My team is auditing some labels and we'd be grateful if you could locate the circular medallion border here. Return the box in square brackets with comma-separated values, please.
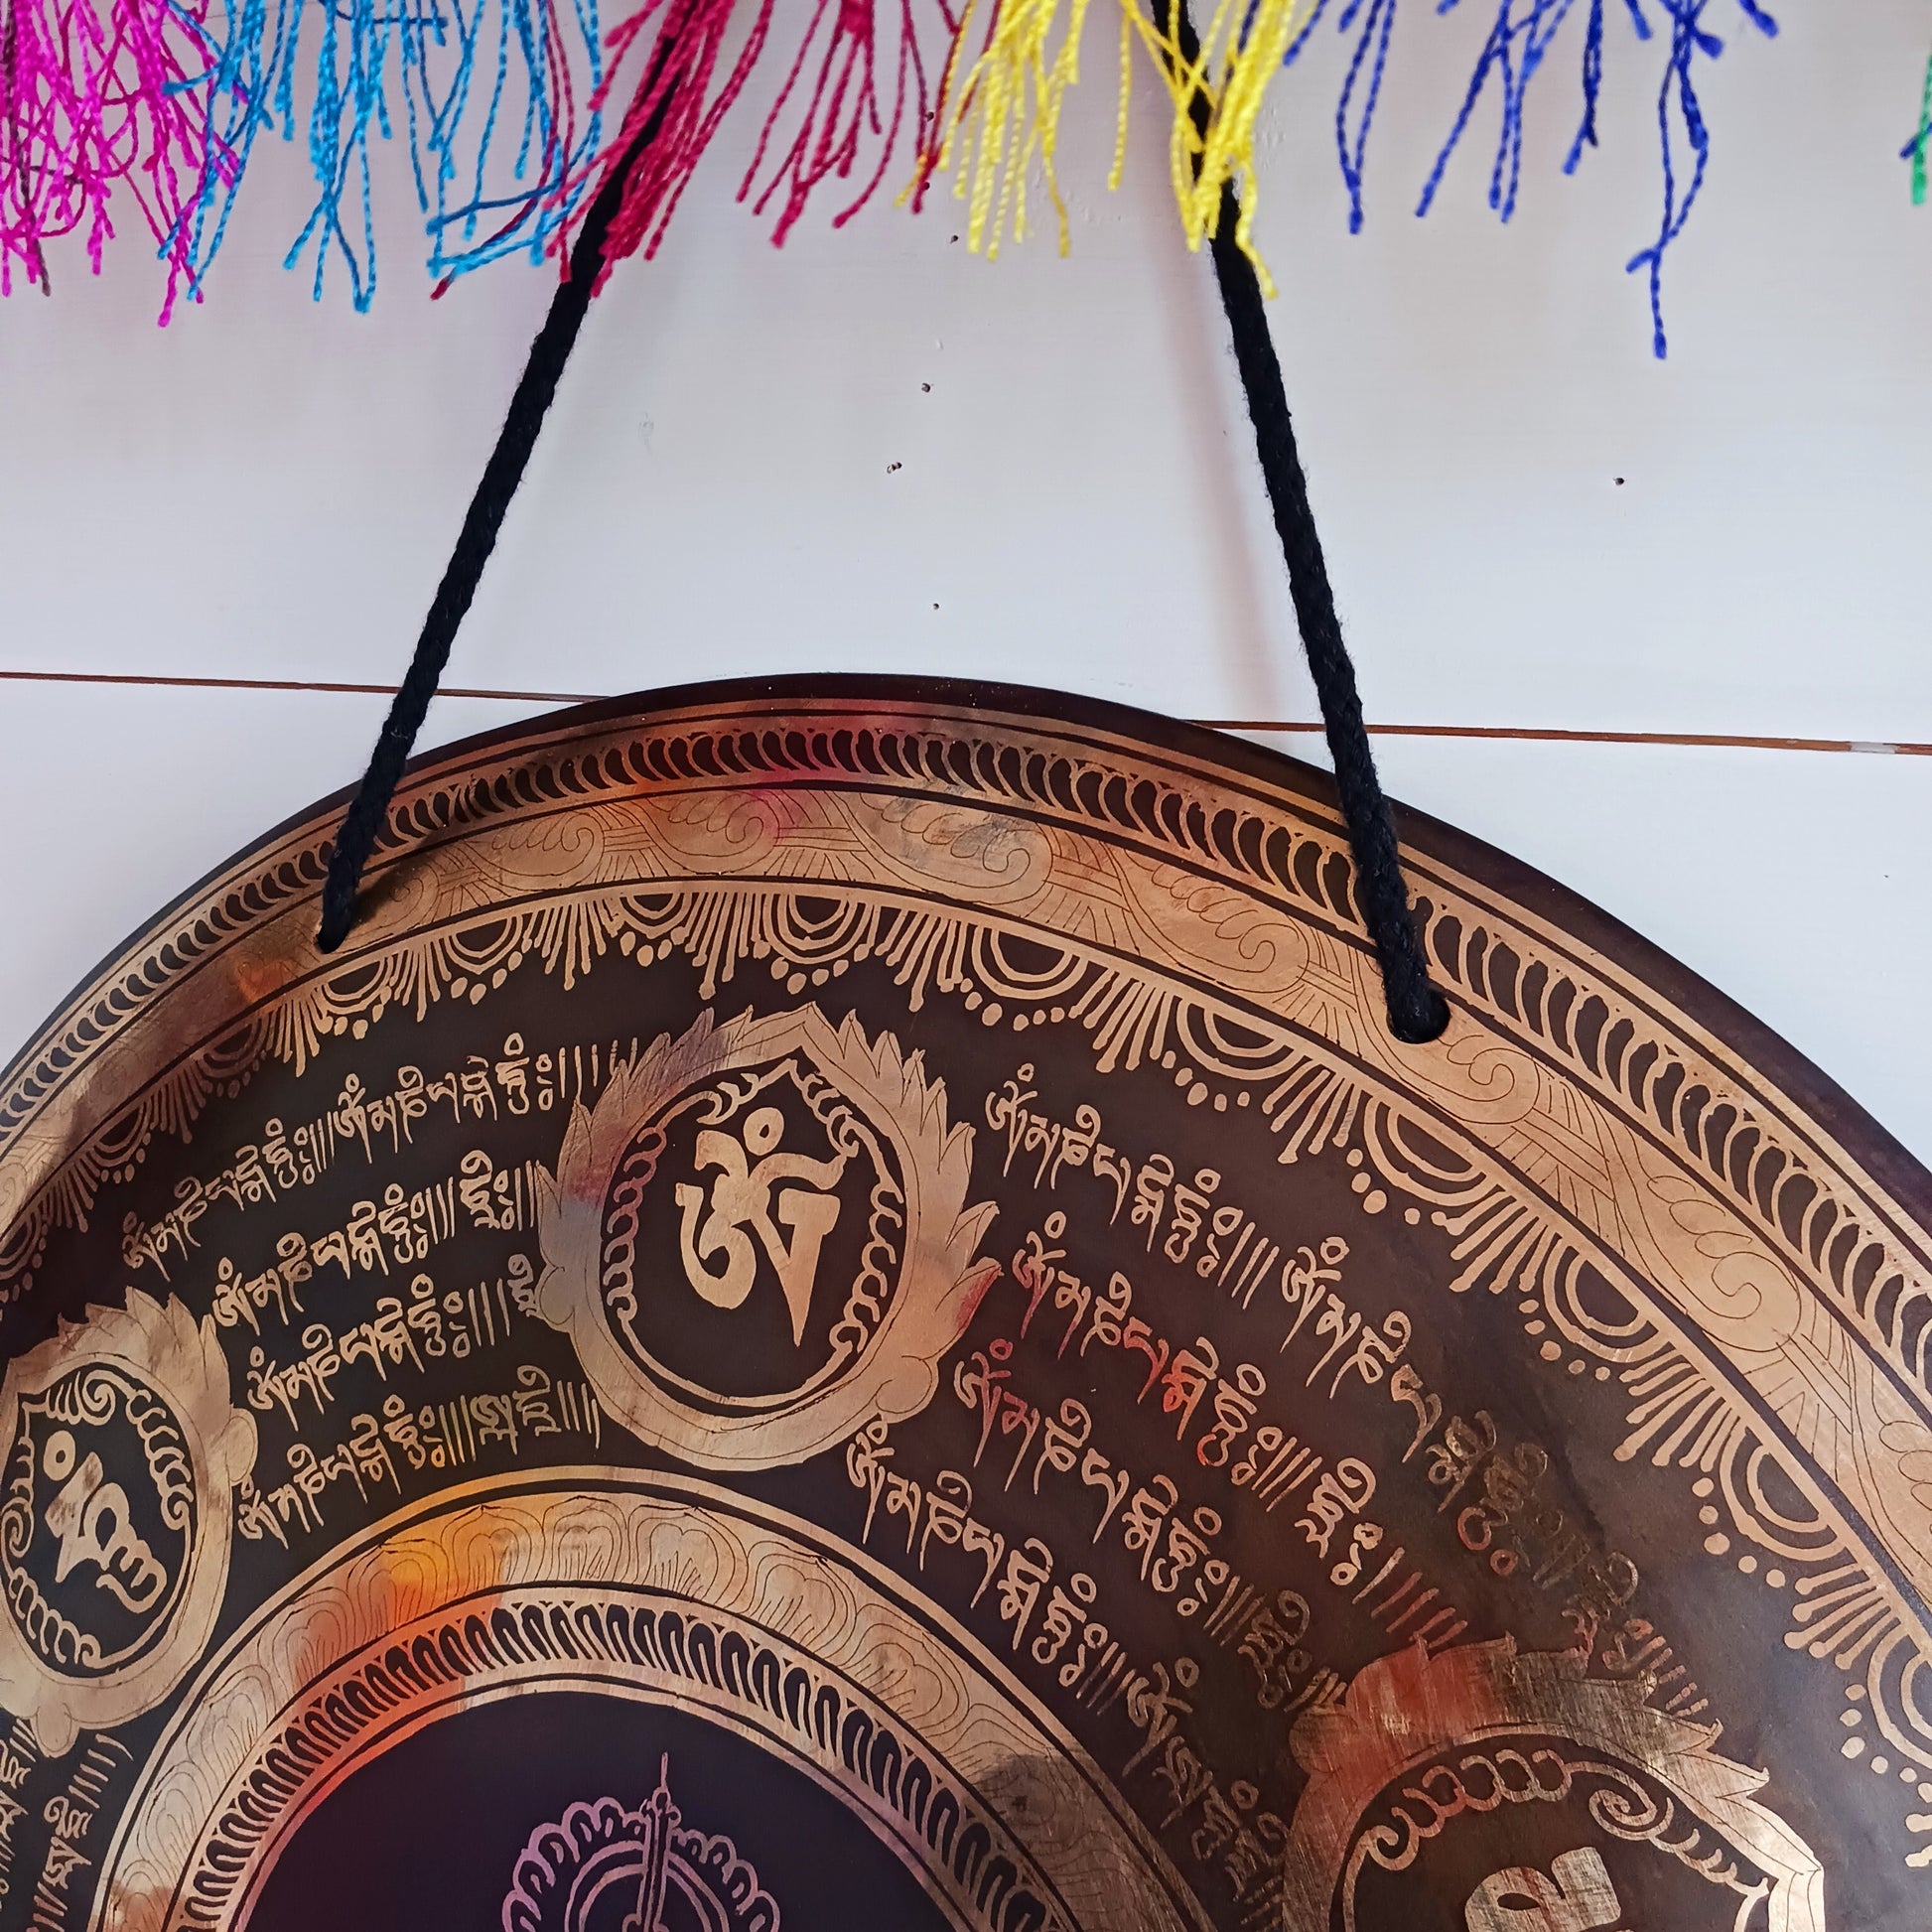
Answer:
[90, 1471, 1203, 1932]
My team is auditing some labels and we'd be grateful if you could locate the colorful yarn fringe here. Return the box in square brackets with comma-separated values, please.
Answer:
[186, 0, 605, 309]
[0, 0, 224, 318]
[894, 0, 1301, 289]
[0, 0, 1903, 348]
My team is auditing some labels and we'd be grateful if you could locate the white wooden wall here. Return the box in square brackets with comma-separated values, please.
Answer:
[2, 0, 1928, 1163]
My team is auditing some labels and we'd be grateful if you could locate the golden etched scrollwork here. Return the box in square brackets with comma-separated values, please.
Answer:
[0, 689, 1925, 1861]
[500, 1759, 780, 1932]
[1278, 1638, 1825, 1932]
[94, 1474, 1205, 1932]
[535, 1006, 1000, 1470]
[0, 1292, 256, 1754]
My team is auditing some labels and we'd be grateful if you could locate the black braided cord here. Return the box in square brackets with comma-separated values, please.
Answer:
[318, 28, 1449, 1044]
[1173, 3, 1448, 1043]
[315, 94, 674, 953]
[1204, 215, 1448, 1041]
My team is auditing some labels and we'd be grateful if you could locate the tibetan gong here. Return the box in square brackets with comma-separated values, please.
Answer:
[0, 678, 1924, 1932]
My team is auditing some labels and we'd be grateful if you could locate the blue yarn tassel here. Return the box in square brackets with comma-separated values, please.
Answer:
[1418, 0, 1590, 228]
[1621, 0, 1775, 355]
[1289, 0, 1774, 354]
[183, 0, 602, 306]
[1336, 0, 1397, 234]
[1277, 0, 1396, 234]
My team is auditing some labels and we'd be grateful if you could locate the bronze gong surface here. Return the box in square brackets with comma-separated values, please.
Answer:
[0, 677, 1925, 1932]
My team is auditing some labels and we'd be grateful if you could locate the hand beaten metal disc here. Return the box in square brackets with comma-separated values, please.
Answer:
[0, 678, 1924, 1932]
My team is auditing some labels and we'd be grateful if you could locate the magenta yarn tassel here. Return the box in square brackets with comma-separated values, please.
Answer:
[0, 0, 224, 317]
[565, 0, 772, 278]
[562, 0, 953, 275]
[738, 0, 944, 246]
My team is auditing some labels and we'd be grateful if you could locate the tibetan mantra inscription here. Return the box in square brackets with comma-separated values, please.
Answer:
[0, 680, 1924, 1932]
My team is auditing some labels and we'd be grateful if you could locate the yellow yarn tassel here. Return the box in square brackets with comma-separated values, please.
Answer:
[1185, 0, 1303, 291]
[1108, 0, 1198, 213]
[1112, 0, 1302, 293]
[918, 0, 1301, 289]
[923, 0, 1096, 258]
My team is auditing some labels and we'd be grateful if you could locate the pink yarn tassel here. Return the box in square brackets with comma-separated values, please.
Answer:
[568, 0, 775, 279]
[739, 0, 948, 246]
[0, 0, 223, 318]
